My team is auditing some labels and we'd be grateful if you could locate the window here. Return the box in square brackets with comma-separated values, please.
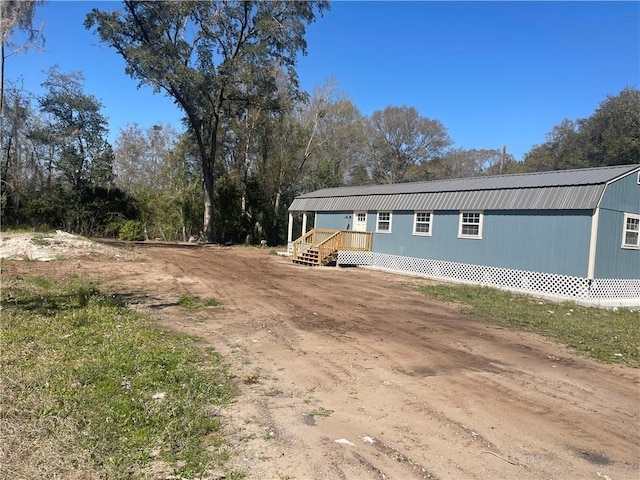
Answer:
[458, 211, 483, 239]
[622, 213, 640, 249]
[376, 211, 392, 232]
[413, 211, 432, 236]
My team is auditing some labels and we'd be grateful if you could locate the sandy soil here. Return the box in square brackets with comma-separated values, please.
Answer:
[2, 233, 639, 480]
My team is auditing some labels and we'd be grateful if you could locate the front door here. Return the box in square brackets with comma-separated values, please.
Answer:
[353, 211, 367, 231]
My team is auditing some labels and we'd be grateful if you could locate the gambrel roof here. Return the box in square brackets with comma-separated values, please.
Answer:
[289, 164, 640, 212]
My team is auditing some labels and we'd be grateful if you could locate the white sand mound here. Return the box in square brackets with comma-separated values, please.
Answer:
[0, 231, 124, 261]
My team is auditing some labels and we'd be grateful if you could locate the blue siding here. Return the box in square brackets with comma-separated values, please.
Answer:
[594, 173, 640, 279]
[316, 211, 356, 231]
[599, 171, 640, 214]
[595, 209, 640, 278]
[317, 210, 593, 277]
[373, 210, 592, 277]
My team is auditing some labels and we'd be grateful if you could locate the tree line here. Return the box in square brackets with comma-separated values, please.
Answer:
[2, 1, 638, 245]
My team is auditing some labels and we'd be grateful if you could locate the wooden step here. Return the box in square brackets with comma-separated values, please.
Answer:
[292, 248, 338, 267]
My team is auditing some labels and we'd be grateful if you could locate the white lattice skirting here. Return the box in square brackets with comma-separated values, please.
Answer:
[336, 251, 640, 308]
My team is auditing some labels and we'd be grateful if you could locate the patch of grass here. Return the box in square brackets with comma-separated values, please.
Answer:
[1, 271, 237, 479]
[178, 294, 221, 309]
[263, 387, 283, 397]
[310, 407, 334, 417]
[30, 233, 54, 246]
[414, 283, 640, 367]
[203, 297, 221, 307]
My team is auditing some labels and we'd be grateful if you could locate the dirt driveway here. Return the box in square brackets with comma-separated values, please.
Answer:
[11, 240, 640, 479]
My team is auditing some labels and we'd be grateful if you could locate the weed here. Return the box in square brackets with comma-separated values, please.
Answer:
[204, 297, 221, 307]
[178, 294, 200, 309]
[178, 294, 221, 309]
[226, 470, 247, 480]
[263, 387, 283, 396]
[310, 407, 333, 417]
[244, 367, 263, 384]
[415, 283, 640, 367]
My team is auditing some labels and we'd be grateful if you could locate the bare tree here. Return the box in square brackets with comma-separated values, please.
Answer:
[0, 0, 44, 111]
[367, 105, 452, 184]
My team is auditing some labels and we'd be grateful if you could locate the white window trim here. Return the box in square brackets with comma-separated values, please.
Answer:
[376, 211, 392, 233]
[413, 211, 433, 236]
[458, 211, 483, 239]
[622, 212, 640, 249]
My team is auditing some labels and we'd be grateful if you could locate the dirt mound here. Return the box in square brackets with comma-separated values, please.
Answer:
[0, 231, 137, 262]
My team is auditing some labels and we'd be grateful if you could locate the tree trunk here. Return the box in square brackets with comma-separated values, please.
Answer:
[201, 116, 218, 244]
[202, 181, 214, 242]
[1, 41, 5, 113]
[272, 189, 282, 243]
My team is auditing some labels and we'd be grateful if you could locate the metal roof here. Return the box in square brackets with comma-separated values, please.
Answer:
[289, 164, 640, 212]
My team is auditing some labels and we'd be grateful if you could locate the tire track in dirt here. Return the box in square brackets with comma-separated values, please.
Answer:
[84, 244, 639, 480]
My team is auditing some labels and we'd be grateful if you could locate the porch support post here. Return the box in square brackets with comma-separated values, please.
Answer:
[302, 212, 308, 235]
[287, 212, 294, 253]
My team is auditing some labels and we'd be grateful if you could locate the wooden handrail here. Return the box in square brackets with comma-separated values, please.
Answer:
[292, 228, 373, 265]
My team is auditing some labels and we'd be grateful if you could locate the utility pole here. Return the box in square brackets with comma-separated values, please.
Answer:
[500, 145, 506, 175]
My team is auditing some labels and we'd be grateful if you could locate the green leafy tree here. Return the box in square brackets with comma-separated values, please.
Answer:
[579, 87, 640, 167]
[86, 0, 329, 243]
[523, 87, 640, 171]
[114, 123, 201, 241]
[39, 66, 113, 190]
[35, 66, 117, 233]
[522, 119, 585, 171]
[1, 85, 38, 222]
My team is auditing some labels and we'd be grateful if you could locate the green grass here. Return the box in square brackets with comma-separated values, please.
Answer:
[414, 283, 640, 367]
[310, 407, 334, 417]
[178, 294, 221, 309]
[1, 272, 237, 479]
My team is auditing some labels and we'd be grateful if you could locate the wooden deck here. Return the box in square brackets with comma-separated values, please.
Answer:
[292, 228, 373, 266]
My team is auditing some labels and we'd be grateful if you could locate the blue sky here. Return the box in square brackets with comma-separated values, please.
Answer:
[6, 1, 639, 161]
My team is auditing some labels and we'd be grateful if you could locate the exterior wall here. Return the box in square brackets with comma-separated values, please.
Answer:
[599, 170, 640, 213]
[373, 210, 593, 277]
[317, 209, 593, 277]
[316, 211, 353, 231]
[595, 173, 640, 279]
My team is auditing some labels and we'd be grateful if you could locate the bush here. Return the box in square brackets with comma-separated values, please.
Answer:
[119, 220, 145, 241]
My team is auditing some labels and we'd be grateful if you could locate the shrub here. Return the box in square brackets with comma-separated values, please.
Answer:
[119, 220, 145, 241]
